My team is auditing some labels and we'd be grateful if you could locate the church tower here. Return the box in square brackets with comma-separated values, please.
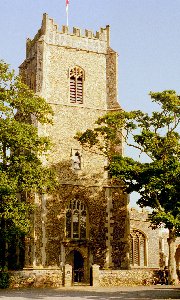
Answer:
[20, 14, 129, 284]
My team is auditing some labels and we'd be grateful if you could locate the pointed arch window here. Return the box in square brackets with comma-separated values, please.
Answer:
[66, 199, 87, 239]
[69, 67, 84, 104]
[130, 229, 147, 267]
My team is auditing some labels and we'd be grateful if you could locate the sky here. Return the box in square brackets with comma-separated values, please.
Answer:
[1, 0, 180, 207]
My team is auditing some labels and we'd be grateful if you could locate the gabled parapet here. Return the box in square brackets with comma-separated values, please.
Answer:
[25, 13, 110, 57]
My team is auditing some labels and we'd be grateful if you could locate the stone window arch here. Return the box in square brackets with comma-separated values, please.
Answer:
[69, 66, 84, 104]
[66, 199, 87, 239]
[130, 229, 147, 267]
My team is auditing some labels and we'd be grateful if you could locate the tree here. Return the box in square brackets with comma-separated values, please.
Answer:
[0, 61, 54, 270]
[76, 90, 180, 284]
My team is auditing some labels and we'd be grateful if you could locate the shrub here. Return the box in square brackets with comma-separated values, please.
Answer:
[0, 272, 10, 289]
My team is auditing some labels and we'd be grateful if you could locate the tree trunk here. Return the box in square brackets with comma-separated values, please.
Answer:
[0, 217, 8, 269]
[167, 228, 178, 285]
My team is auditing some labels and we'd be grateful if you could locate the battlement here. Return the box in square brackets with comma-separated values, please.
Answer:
[41, 13, 110, 42]
[130, 207, 150, 221]
[26, 13, 110, 56]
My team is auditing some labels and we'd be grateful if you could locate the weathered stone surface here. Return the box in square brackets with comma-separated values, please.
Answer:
[9, 269, 63, 288]
[99, 269, 157, 286]
[19, 13, 127, 278]
[130, 208, 160, 268]
[15, 13, 180, 289]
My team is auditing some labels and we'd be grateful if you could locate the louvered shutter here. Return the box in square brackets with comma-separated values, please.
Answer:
[70, 76, 76, 103]
[69, 67, 84, 104]
[76, 78, 83, 103]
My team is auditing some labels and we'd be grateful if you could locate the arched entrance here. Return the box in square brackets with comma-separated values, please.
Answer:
[74, 250, 84, 283]
[66, 250, 85, 283]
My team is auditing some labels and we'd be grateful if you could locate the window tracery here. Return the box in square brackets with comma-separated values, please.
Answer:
[66, 199, 87, 239]
[130, 229, 147, 267]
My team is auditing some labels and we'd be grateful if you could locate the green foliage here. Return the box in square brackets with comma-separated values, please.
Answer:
[0, 60, 55, 269]
[75, 111, 125, 156]
[0, 271, 10, 289]
[76, 90, 180, 236]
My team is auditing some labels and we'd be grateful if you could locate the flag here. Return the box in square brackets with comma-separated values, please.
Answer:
[66, 0, 69, 13]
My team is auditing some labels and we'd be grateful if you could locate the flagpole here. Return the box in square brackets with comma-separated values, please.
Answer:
[66, 8, 68, 27]
[66, 0, 69, 27]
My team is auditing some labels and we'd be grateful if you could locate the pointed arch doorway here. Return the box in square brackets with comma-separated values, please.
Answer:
[74, 250, 84, 283]
[66, 250, 85, 284]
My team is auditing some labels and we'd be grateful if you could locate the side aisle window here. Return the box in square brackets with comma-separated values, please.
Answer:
[130, 229, 147, 267]
[69, 66, 84, 104]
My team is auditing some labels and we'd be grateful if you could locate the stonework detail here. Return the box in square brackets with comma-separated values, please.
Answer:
[99, 269, 157, 286]
[19, 13, 128, 285]
[130, 208, 159, 268]
[16, 13, 180, 287]
[9, 268, 63, 288]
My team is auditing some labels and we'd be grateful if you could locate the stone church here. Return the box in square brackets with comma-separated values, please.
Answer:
[16, 14, 179, 286]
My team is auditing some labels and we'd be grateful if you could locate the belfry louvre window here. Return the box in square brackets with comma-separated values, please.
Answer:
[69, 67, 84, 104]
[66, 199, 87, 239]
[130, 229, 147, 267]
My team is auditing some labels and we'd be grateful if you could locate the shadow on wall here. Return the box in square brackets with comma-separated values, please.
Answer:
[1, 286, 180, 299]
[51, 158, 105, 184]
[44, 159, 108, 268]
[175, 245, 180, 272]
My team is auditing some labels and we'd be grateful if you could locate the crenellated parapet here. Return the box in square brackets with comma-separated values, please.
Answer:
[40, 13, 110, 42]
[130, 208, 150, 222]
[25, 13, 110, 57]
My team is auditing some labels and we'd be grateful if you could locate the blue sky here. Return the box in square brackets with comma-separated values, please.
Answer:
[1, 0, 180, 207]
